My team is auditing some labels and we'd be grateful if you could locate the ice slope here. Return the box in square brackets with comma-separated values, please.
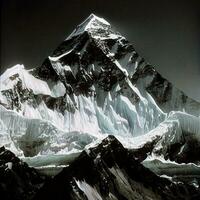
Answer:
[0, 14, 200, 167]
[0, 85, 165, 158]
[132, 112, 200, 147]
[128, 111, 200, 179]
[148, 111, 200, 156]
[0, 105, 98, 157]
[0, 64, 52, 96]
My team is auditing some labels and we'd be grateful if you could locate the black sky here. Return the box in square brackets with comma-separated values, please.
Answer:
[1, 0, 200, 101]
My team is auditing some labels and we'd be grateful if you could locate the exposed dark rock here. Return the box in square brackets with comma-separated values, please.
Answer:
[0, 146, 46, 200]
[161, 136, 200, 164]
[35, 58, 59, 81]
[146, 73, 173, 104]
[130, 135, 161, 162]
[131, 64, 155, 83]
[1, 79, 35, 111]
[34, 136, 200, 200]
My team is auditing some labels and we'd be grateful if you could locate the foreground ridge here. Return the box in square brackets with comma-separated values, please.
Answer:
[34, 136, 200, 200]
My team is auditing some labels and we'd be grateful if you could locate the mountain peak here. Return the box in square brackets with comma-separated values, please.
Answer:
[66, 14, 111, 40]
[85, 13, 110, 26]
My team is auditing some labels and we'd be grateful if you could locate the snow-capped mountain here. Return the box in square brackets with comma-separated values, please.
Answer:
[0, 13, 200, 185]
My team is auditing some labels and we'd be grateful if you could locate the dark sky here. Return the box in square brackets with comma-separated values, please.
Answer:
[1, 0, 200, 101]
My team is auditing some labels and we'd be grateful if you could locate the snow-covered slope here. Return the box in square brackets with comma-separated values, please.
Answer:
[0, 14, 200, 166]
[128, 111, 200, 183]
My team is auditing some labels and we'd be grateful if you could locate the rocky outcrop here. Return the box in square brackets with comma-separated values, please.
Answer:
[0, 146, 45, 200]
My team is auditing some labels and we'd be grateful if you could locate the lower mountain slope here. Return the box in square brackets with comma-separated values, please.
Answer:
[0, 146, 46, 200]
[34, 136, 200, 200]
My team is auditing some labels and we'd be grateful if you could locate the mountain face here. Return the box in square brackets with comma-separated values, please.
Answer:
[0, 14, 200, 199]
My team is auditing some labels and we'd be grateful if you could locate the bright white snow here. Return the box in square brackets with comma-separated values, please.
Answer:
[0, 64, 52, 96]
